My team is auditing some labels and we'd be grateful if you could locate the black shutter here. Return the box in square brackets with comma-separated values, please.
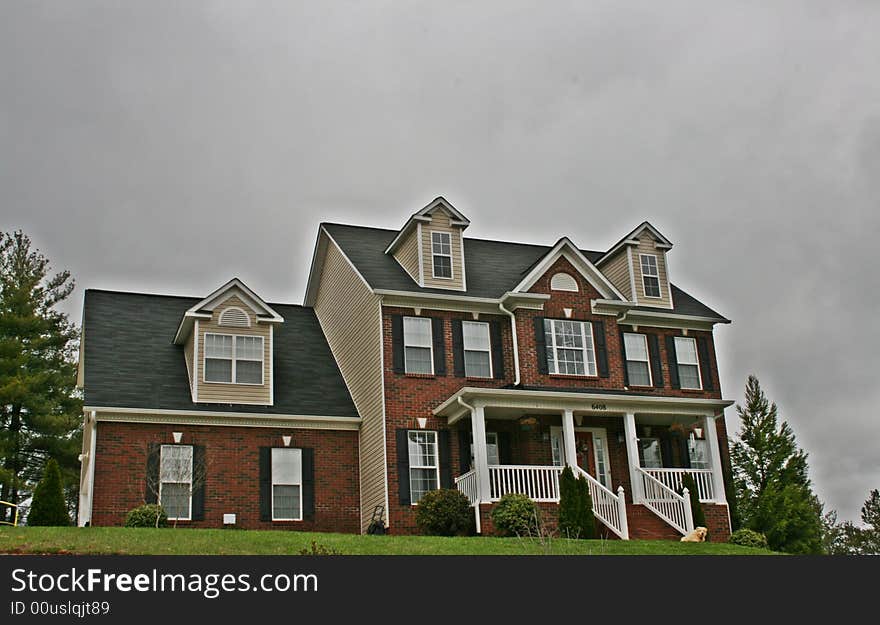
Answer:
[452, 318, 465, 377]
[660, 432, 673, 469]
[697, 336, 714, 391]
[534, 317, 548, 374]
[490, 321, 505, 379]
[665, 335, 680, 389]
[145, 443, 160, 504]
[191, 445, 206, 521]
[432, 318, 446, 375]
[396, 429, 411, 505]
[458, 428, 472, 474]
[619, 330, 630, 386]
[497, 431, 512, 465]
[677, 434, 691, 469]
[593, 320, 608, 377]
[259, 447, 271, 522]
[301, 448, 315, 520]
[438, 430, 452, 488]
[648, 334, 664, 388]
[391, 315, 404, 374]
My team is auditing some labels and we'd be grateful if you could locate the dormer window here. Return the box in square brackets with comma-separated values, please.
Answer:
[640, 254, 661, 298]
[431, 232, 453, 279]
[204, 333, 264, 384]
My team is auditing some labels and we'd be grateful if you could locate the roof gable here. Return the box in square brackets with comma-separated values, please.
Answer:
[384, 196, 469, 255]
[597, 221, 673, 266]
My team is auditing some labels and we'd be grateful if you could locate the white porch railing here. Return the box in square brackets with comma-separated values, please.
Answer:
[488, 465, 561, 502]
[454, 469, 479, 506]
[637, 468, 694, 536]
[573, 466, 629, 540]
[642, 468, 715, 502]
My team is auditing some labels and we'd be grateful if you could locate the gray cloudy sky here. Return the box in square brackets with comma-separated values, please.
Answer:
[2, 1, 878, 522]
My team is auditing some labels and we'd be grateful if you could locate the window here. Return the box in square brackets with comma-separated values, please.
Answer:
[159, 445, 192, 520]
[204, 333, 264, 384]
[407, 430, 439, 503]
[403, 317, 433, 374]
[431, 231, 453, 279]
[688, 436, 708, 469]
[218, 307, 250, 327]
[543, 319, 596, 376]
[271, 448, 302, 520]
[469, 432, 500, 468]
[550, 272, 578, 292]
[638, 438, 663, 468]
[640, 254, 661, 298]
[462, 321, 492, 378]
[624, 333, 652, 386]
[674, 337, 702, 390]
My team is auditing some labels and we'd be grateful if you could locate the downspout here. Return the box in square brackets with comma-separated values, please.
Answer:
[456, 396, 481, 535]
[498, 299, 520, 386]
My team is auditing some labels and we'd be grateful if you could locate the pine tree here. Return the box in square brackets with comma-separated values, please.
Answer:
[557, 466, 579, 538]
[27, 458, 70, 526]
[731, 375, 823, 553]
[681, 473, 707, 530]
[0, 231, 82, 523]
[859, 489, 880, 554]
[576, 474, 597, 539]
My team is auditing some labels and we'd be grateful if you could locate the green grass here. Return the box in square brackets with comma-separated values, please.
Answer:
[0, 526, 776, 555]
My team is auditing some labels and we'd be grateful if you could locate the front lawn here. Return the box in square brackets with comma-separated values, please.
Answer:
[0, 527, 775, 555]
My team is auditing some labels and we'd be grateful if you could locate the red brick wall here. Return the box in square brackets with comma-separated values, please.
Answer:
[91, 422, 360, 533]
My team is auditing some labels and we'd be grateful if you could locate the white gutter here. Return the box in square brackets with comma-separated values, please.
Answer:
[498, 300, 521, 385]
[456, 396, 482, 534]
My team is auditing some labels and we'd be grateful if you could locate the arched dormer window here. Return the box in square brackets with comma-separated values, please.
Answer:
[219, 306, 251, 327]
[550, 272, 579, 292]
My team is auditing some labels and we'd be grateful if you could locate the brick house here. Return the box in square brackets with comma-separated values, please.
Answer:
[78, 197, 735, 539]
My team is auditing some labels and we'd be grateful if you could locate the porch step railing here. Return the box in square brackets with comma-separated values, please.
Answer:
[642, 468, 715, 502]
[573, 466, 629, 540]
[454, 469, 479, 506]
[488, 465, 561, 502]
[637, 468, 694, 536]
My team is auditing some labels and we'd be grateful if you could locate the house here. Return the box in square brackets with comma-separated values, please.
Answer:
[78, 197, 735, 539]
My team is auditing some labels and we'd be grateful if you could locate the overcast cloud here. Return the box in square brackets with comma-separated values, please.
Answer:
[2, 1, 878, 522]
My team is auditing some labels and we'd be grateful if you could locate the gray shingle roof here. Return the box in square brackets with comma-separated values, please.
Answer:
[82, 290, 358, 417]
[322, 223, 727, 320]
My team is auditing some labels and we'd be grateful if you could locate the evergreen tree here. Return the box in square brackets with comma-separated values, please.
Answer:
[557, 466, 579, 538]
[27, 458, 70, 526]
[0, 231, 81, 523]
[681, 473, 707, 530]
[575, 474, 597, 539]
[730, 375, 823, 554]
[859, 489, 880, 554]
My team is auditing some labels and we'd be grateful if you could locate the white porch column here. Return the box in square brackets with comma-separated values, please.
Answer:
[471, 401, 491, 503]
[703, 414, 727, 504]
[623, 412, 643, 503]
[562, 409, 578, 469]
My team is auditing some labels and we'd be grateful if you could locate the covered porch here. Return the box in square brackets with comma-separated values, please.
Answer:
[435, 387, 733, 539]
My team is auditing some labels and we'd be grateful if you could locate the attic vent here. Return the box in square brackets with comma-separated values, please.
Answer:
[219, 307, 250, 327]
[550, 272, 579, 292]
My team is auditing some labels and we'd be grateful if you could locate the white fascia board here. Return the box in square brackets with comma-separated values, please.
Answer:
[173, 312, 212, 345]
[196, 279, 284, 323]
[86, 405, 361, 424]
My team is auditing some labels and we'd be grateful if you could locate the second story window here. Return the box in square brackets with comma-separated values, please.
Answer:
[640, 254, 661, 298]
[431, 231, 453, 279]
[674, 337, 702, 390]
[623, 332, 652, 386]
[462, 321, 492, 378]
[544, 319, 596, 376]
[204, 333, 264, 384]
[403, 316, 433, 374]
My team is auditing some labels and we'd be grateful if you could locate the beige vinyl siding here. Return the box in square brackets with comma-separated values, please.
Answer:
[314, 237, 385, 532]
[632, 233, 673, 308]
[196, 295, 273, 405]
[601, 249, 633, 300]
[421, 210, 465, 290]
[184, 331, 195, 395]
[393, 228, 421, 284]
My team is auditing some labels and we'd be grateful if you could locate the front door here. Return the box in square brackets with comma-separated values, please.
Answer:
[551, 427, 612, 489]
[574, 431, 596, 476]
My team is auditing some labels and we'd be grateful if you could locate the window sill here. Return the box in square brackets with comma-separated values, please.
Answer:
[678, 388, 706, 394]
[271, 519, 304, 523]
[547, 374, 599, 380]
[202, 381, 266, 387]
[404, 373, 436, 379]
[465, 376, 494, 381]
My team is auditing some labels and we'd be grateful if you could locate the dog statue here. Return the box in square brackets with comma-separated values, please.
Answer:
[680, 526, 708, 542]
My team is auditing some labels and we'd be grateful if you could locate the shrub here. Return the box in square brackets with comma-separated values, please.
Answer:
[558, 467, 597, 539]
[576, 474, 597, 539]
[681, 473, 707, 532]
[27, 459, 70, 526]
[728, 528, 769, 549]
[124, 504, 168, 528]
[491, 493, 539, 537]
[415, 489, 474, 536]
[299, 541, 342, 555]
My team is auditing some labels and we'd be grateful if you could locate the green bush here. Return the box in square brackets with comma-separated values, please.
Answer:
[27, 459, 70, 526]
[415, 489, 474, 536]
[558, 467, 597, 539]
[491, 493, 539, 537]
[681, 473, 707, 532]
[728, 528, 769, 549]
[124, 504, 168, 528]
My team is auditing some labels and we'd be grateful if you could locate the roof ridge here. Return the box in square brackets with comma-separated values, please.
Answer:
[85, 288, 308, 309]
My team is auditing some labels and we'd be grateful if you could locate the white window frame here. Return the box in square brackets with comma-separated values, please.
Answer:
[688, 435, 709, 470]
[159, 444, 193, 521]
[203, 332, 264, 385]
[408, 430, 439, 505]
[640, 253, 662, 298]
[462, 320, 492, 379]
[431, 231, 454, 279]
[623, 332, 652, 387]
[674, 336, 703, 390]
[545, 319, 597, 377]
[271, 448, 303, 521]
[469, 431, 500, 468]
[403, 316, 434, 375]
